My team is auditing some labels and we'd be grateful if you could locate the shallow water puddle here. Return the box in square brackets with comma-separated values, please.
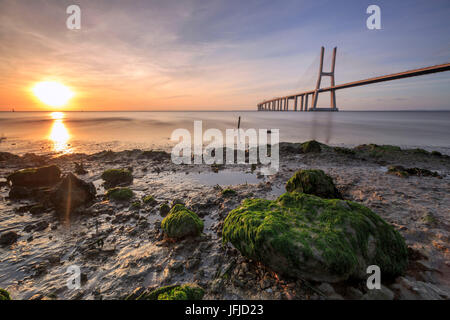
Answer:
[161, 170, 263, 186]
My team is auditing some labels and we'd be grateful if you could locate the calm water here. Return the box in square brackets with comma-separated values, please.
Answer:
[0, 111, 449, 155]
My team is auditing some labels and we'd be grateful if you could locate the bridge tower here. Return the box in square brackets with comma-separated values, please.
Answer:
[311, 46, 338, 111]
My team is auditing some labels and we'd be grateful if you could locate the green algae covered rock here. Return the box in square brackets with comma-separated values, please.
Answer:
[222, 192, 408, 282]
[101, 168, 133, 188]
[221, 188, 237, 197]
[137, 284, 204, 300]
[106, 187, 134, 201]
[286, 169, 341, 199]
[354, 144, 401, 158]
[142, 195, 157, 206]
[161, 204, 203, 239]
[7, 165, 61, 188]
[301, 140, 322, 153]
[0, 288, 11, 300]
[387, 165, 441, 178]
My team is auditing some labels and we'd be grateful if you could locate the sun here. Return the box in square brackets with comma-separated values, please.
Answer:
[32, 81, 74, 107]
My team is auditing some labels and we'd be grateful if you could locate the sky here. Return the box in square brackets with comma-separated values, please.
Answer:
[0, 0, 449, 111]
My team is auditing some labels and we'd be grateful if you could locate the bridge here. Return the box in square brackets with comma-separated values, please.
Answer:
[257, 47, 450, 111]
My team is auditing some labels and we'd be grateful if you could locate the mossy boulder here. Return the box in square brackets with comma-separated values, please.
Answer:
[0, 288, 11, 300]
[137, 284, 204, 300]
[161, 204, 203, 239]
[131, 201, 141, 210]
[159, 203, 170, 216]
[221, 188, 237, 197]
[7, 165, 61, 188]
[431, 151, 442, 157]
[101, 169, 133, 188]
[387, 165, 441, 178]
[286, 169, 341, 199]
[301, 140, 322, 153]
[106, 187, 134, 201]
[355, 144, 401, 158]
[142, 195, 157, 206]
[222, 192, 408, 282]
[334, 147, 356, 155]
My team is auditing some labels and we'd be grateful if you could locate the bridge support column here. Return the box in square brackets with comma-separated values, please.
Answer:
[294, 96, 298, 111]
[312, 46, 338, 111]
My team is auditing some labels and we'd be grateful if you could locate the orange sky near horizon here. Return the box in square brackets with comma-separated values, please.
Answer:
[1, 1, 449, 112]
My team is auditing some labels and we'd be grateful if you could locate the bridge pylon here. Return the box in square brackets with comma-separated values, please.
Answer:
[311, 46, 338, 111]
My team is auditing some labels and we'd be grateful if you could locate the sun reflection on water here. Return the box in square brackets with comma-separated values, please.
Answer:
[49, 112, 71, 153]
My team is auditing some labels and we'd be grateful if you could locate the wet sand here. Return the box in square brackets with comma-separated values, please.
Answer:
[0, 143, 449, 300]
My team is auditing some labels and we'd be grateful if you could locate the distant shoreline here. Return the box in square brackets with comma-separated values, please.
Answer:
[0, 110, 450, 113]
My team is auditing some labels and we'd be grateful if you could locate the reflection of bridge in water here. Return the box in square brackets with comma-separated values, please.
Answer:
[257, 47, 450, 112]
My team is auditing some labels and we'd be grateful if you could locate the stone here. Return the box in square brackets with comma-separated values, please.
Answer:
[101, 169, 133, 188]
[106, 187, 133, 202]
[222, 192, 408, 283]
[347, 287, 364, 299]
[161, 204, 204, 239]
[50, 173, 96, 217]
[285, 169, 342, 199]
[7, 165, 61, 188]
[0, 231, 19, 246]
[301, 140, 322, 153]
[317, 283, 336, 296]
[137, 284, 204, 300]
[361, 285, 394, 300]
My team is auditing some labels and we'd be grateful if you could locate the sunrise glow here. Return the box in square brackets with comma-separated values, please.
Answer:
[32, 81, 74, 108]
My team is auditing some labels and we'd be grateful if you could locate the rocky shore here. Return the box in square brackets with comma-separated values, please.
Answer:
[0, 142, 449, 300]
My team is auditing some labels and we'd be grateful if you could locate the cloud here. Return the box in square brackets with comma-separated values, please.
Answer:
[0, 0, 449, 110]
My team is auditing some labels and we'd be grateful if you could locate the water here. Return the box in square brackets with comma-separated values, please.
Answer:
[0, 111, 449, 155]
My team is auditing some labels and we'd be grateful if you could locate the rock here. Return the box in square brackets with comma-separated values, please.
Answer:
[221, 189, 237, 197]
[9, 186, 32, 199]
[33, 221, 49, 232]
[387, 165, 441, 178]
[106, 187, 133, 202]
[0, 288, 11, 300]
[125, 287, 147, 300]
[354, 144, 401, 158]
[50, 173, 96, 217]
[29, 204, 46, 215]
[210, 278, 224, 293]
[0, 231, 19, 246]
[317, 283, 336, 296]
[101, 169, 133, 188]
[362, 285, 394, 300]
[171, 198, 185, 207]
[346, 287, 363, 299]
[285, 169, 342, 199]
[142, 195, 157, 206]
[137, 284, 204, 300]
[222, 192, 408, 283]
[7, 165, 61, 188]
[74, 162, 88, 175]
[392, 277, 450, 300]
[161, 204, 204, 239]
[139, 150, 170, 161]
[301, 140, 322, 153]
[159, 203, 170, 217]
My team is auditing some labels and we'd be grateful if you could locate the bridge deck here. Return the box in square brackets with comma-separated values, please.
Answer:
[258, 62, 450, 108]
